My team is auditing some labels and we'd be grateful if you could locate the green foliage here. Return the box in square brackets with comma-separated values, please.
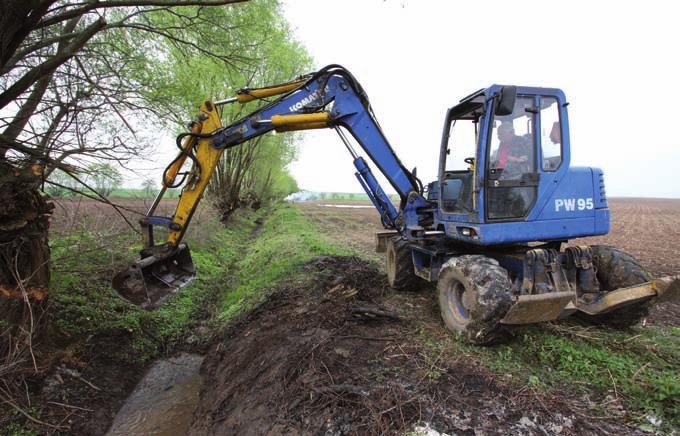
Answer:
[143, 1, 312, 208]
[48, 207, 255, 364]
[147, 0, 311, 124]
[1, 421, 38, 436]
[141, 178, 158, 198]
[45, 169, 81, 198]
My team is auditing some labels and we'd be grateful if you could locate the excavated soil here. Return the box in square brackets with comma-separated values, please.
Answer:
[189, 256, 640, 435]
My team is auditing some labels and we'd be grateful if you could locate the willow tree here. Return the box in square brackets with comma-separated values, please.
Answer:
[0, 0, 259, 355]
[147, 1, 311, 218]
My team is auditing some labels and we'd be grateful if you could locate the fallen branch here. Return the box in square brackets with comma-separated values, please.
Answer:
[47, 400, 94, 412]
[0, 389, 65, 430]
[312, 384, 369, 397]
[350, 306, 401, 321]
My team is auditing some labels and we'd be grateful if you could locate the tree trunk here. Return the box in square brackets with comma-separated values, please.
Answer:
[0, 162, 53, 343]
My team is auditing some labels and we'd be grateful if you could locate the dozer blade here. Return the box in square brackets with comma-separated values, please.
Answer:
[576, 275, 680, 316]
[500, 275, 680, 325]
[501, 291, 574, 325]
[112, 244, 196, 310]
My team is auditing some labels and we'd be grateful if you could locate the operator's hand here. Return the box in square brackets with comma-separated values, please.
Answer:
[507, 155, 528, 163]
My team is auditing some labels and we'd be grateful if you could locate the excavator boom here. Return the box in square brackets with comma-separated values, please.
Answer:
[113, 65, 429, 308]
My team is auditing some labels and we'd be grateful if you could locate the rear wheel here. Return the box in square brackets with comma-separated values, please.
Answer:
[437, 255, 514, 345]
[385, 237, 422, 291]
[577, 245, 652, 328]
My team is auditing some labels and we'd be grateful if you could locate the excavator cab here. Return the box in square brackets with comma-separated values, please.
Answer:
[432, 85, 610, 245]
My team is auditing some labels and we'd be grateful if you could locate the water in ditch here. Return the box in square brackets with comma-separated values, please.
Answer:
[106, 353, 204, 436]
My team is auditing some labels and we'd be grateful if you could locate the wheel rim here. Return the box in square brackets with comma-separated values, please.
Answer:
[446, 281, 471, 326]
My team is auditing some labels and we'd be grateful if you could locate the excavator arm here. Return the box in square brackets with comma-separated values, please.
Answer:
[113, 65, 431, 308]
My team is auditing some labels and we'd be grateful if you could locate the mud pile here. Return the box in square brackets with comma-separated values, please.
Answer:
[189, 256, 633, 435]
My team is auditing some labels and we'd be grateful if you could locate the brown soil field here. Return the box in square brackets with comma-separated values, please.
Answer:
[297, 197, 680, 327]
[49, 197, 219, 245]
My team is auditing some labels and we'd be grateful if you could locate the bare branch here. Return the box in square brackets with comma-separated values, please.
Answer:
[0, 0, 57, 68]
[0, 17, 106, 111]
[39, 0, 248, 29]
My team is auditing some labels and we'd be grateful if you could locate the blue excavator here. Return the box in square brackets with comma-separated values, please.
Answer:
[113, 65, 679, 344]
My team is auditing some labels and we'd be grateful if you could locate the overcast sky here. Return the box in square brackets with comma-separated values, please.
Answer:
[282, 0, 680, 198]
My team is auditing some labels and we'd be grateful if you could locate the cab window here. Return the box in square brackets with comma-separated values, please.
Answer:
[540, 97, 562, 171]
[440, 116, 479, 213]
[445, 119, 477, 171]
[488, 97, 534, 180]
[486, 96, 537, 220]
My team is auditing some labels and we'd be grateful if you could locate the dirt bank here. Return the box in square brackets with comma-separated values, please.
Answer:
[189, 256, 642, 435]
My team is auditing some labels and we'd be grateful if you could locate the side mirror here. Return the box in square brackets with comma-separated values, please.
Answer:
[494, 86, 517, 116]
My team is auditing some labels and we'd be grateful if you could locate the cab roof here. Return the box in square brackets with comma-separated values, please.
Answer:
[449, 85, 567, 120]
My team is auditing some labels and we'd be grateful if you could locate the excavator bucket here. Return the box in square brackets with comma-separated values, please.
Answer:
[112, 244, 196, 310]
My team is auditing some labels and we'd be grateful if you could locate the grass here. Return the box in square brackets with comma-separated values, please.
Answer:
[47, 202, 349, 364]
[217, 204, 350, 322]
[416, 319, 680, 430]
[293, 192, 400, 202]
[108, 188, 181, 199]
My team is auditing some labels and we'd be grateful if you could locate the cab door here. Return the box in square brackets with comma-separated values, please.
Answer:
[485, 96, 539, 220]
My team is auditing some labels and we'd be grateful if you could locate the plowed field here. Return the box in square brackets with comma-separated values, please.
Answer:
[297, 198, 680, 326]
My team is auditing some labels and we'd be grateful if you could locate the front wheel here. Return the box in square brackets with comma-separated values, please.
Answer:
[385, 237, 422, 291]
[437, 255, 514, 345]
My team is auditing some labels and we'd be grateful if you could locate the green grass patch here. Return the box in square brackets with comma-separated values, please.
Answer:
[217, 204, 351, 322]
[48, 203, 347, 365]
[108, 188, 181, 199]
[295, 192, 399, 202]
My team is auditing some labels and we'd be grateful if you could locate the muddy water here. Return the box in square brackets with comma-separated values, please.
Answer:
[106, 353, 204, 436]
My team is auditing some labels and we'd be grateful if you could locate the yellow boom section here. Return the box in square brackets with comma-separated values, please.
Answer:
[235, 77, 308, 103]
[271, 112, 331, 132]
[167, 100, 224, 245]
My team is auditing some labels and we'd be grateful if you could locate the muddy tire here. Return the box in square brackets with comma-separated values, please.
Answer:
[385, 237, 421, 291]
[437, 255, 514, 345]
[577, 245, 653, 328]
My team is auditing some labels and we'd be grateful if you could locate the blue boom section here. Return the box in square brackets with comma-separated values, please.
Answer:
[353, 157, 398, 227]
[210, 68, 429, 233]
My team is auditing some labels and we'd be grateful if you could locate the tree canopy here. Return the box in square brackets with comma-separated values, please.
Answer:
[1, 0, 309, 201]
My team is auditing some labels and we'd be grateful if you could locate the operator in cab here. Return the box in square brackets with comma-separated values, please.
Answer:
[493, 122, 532, 179]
